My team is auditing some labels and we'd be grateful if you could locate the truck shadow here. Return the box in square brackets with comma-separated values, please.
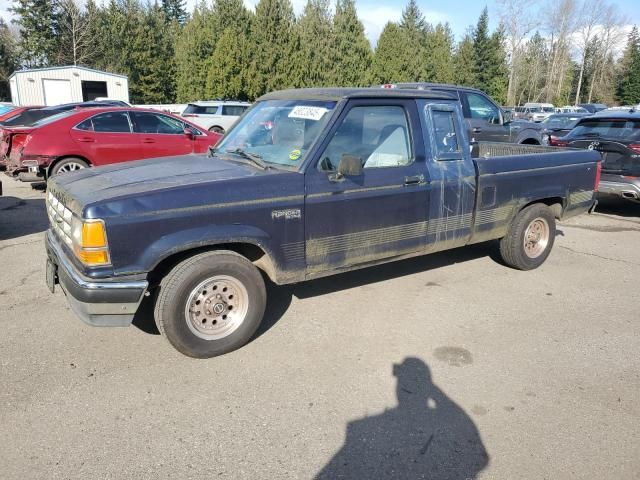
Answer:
[133, 242, 501, 338]
[0, 197, 48, 241]
[255, 242, 501, 339]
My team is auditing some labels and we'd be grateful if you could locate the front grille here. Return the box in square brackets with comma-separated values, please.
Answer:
[47, 190, 74, 247]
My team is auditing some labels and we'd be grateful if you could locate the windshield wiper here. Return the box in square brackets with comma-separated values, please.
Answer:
[224, 148, 270, 170]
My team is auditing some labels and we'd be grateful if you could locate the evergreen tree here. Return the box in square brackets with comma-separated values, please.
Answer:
[616, 27, 640, 105]
[162, 0, 187, 24]
[331, 0, 372, 87]
[472, 7, 492, 92]
[213, 0, 251, 36]
[246, 0, 297, 98]
[425, 23, 455, 84]
[296, 0, 334, 87]
[0, 19, 18, 100]
[486, 26, 509, 104]
[174, 2, 216, 102]
[373, 22, 412, 83]
[11, 0, 61, 67]
[128, 4, 176, 103]
[453, 32, 475, 86]
[398, 0, 428, 80]
[206, 27, 249, 99]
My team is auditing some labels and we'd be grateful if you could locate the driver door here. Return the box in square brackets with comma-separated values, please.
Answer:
[303, 99, 430, 275]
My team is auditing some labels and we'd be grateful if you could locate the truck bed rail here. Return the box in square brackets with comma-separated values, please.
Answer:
[473, 142, 569, 158]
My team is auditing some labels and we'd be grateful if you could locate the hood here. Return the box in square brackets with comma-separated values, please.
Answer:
[49, 153, 296, 217]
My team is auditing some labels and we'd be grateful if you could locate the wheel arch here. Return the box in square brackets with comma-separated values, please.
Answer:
[147, 241, 279, 288]
[519, 196, 564, 219]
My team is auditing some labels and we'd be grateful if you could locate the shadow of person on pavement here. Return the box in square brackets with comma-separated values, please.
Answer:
[315, 357, 489, 480]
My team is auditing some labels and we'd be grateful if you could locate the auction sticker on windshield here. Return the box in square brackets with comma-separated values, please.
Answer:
[288, 106, 328, 121]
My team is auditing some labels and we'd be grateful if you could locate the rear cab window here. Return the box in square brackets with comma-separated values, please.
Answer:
[422, 102, 465, 161]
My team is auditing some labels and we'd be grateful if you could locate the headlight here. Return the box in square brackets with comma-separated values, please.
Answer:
[71, 218, 110, 266]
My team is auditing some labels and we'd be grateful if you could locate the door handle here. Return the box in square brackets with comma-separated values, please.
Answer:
[472, 127, 482, 133]
[142, 138, 156, 144]
[78, 137, 95, 143]
[404, 174, 425, 186]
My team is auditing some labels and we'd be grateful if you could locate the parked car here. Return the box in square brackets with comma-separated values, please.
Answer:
[538, 113, 590, 144]
[379, 83, 545, 144]
[578, 103, 608, 114]
[0, 105, 45, 125]
[44, 87, 601, 358]
[556, 106, 589, 114]
[4, 107, 221, 181]
[521, 103, 556, 122]
[549, 111, 640, 203]
[181, 100, 252, 134]
[0, 103, 14, 116]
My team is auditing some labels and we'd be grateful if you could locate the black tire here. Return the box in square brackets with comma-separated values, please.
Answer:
[49, 157, 89, 177]
[154, 250, 266, 358]
[209, 126, 225, 134]
[499, 203, 556, 270]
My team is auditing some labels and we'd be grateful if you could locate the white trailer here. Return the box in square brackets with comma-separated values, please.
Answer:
[9, 66, 129, 106]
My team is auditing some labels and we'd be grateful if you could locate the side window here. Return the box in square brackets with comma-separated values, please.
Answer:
[88, 112, 131, 133]
[431, 109, 461, 157]
[222, 105, 248, 116]
[318, 105, 412, 171]
[466, 93, 500, 124]
[132, 112, 185, 134]
[76, 118, 94, 131]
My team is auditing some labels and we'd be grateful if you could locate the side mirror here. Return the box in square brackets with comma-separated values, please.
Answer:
[502, 110, 513, 125]
[183, 127, 194, 139]
[329, 154, 363, 182]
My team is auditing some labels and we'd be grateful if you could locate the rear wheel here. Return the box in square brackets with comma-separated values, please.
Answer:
[49, 157, 89, 177]
[499, 203, 556, 270]
[209, 126, 225, 134]
[154, 250, 266, 358]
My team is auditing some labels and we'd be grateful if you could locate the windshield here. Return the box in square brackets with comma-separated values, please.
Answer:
[2, 109, 64, 126]
[542, 115, 581, 128]
[214, 100, 336, 168]
[541, 107, 555, 113]
[569, 119, 640, 140]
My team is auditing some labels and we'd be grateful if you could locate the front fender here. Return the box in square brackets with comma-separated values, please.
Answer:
[112, 223, 277, 276]
[516, 128, 542, 144]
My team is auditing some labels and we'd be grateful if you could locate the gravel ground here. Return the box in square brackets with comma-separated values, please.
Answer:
[1, 178, 639, 480]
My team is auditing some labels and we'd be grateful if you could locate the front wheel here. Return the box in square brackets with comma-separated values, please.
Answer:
[499, 203, 556, 270]
[154, 251, 266, 358]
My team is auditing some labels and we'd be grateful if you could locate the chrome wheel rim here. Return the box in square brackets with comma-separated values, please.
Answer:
[523, 217, 550, 258]
[184, 275, 249, 340]
[57, 162, 86, 174]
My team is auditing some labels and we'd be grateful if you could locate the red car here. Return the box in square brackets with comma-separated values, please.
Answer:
[4, 107, 221, 180]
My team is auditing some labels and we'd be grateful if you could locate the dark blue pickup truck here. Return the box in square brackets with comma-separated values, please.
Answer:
[45, 88, 602, 358]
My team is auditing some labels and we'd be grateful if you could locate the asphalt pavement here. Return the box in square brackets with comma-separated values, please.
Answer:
[1, 178, 639, 479]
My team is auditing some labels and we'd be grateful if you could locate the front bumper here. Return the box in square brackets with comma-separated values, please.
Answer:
[598, 180, 640, 202]
[46, 229, 148, 327]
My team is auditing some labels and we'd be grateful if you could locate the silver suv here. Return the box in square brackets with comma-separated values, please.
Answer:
[181, 101, 251, 134]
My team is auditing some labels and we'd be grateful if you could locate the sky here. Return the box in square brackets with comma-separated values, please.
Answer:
[1, 0, 640, 46]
